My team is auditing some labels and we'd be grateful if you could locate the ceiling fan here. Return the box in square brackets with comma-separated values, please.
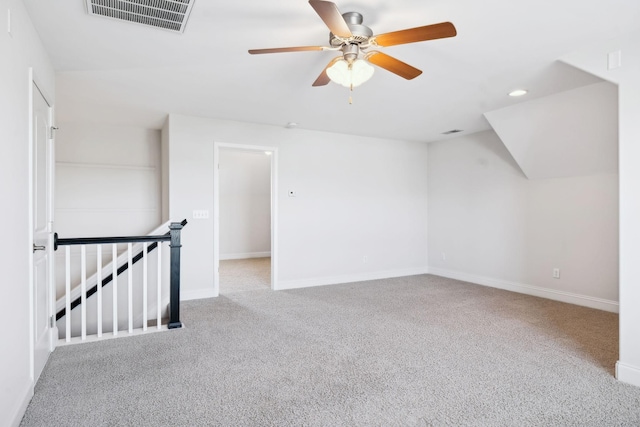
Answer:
[249, 0, 457, 90]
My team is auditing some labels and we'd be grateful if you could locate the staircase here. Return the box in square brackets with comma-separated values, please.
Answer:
[54, 220, 186, 344]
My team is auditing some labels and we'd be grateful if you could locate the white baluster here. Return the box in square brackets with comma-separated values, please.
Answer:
[97, 245, 102, 338]
[81, 245, 86, 341]
[65, 246, 71, 343]
[143, 242, 148, 331]
[157, 243, 162, 330]
[128, 242, 133, 334]
[112, 244, 118, 336]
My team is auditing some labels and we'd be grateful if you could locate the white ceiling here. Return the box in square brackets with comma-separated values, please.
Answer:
[23, 0, 640, 142]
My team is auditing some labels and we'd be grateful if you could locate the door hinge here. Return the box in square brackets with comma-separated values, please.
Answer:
[50, 126, 59, 139]
[50, 316, 55, 328]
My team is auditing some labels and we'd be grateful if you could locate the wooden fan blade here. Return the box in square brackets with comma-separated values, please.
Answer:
[249, 46, 325, 54]
[312, 57, 342, 86]
[373, 22, 456, 47]
[308, 0, 352, 38]
[366, 51, 422, 80]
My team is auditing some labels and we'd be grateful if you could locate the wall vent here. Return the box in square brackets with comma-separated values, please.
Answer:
[442, 129, 463, 135]
[85, 0, 195, 33]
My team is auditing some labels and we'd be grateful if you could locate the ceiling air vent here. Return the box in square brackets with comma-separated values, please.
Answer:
[442, 129, 463, 135]
[85, 0, 195, 33]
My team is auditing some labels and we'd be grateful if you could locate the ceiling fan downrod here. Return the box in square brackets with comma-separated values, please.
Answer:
[342, 43, 359, 63]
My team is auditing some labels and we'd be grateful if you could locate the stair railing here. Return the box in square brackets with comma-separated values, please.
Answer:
[53, 221, 185, 343]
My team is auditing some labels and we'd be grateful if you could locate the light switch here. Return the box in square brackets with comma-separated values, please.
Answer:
[192, 210, 210, 219]
[608, 50, 622, 70]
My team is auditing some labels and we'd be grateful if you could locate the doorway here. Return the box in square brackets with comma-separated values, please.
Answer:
[30, 78, 54, 383]
[213, 143, 278, 295]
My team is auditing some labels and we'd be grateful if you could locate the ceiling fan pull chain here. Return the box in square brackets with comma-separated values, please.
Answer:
[349, 84, 353, 104]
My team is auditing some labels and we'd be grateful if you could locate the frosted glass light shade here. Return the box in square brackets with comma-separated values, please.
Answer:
[326, 58, 374, 88]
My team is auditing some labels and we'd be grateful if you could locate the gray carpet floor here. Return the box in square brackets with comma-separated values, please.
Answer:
[21, 274, 640, 426]
[219, 257, 271, 294]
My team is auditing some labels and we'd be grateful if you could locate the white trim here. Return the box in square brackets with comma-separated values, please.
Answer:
[213, 142, 279, 296]
[220, 251, 271, 261]
[616, 361, 640, 387]
[47, 97, 56, 356]
[428, 267, 619, 313]
[271, 147, 279, 291]
[277, 267, 430, 291]
[57, 161, 156, 171]
[57, 324, 175, 347]
[213, 144, 220, 296]
[56, 208, 158, 213]
[9, 383, 33, 427]
[27, 68, 35, 385]
[181, 288, 217, 301]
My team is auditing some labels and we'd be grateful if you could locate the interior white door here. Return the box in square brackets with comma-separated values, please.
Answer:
[32, 82, 53, 383]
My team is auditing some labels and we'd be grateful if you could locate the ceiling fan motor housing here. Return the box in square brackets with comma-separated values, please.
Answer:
[329, 12, 373, 47]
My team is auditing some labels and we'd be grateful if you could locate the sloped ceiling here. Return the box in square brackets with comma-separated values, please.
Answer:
[22, 0, 640, 142]
[484, 81, 618, 179]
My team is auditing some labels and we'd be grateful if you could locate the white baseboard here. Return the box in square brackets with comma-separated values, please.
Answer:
[276, 267, 430, 291]
[9, 382, 33, 427]
[427, 267, 619, 313]
[180, 288, 217, 301]
[220, 251, 271, 261]
[616, 361, 640, 387]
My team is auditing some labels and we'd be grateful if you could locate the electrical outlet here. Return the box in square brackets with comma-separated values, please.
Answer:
[553, 268, 560, 279]
[441, 252, 446, 261]
[363, 255, 368, 263]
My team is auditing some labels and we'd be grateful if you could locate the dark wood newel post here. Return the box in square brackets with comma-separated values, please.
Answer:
[168, 222, 184, 329]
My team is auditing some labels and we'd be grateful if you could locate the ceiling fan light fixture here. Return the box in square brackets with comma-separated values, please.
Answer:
[326, 58, 374, 88]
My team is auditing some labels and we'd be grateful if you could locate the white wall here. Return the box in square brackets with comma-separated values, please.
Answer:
[165, 114, 429, 298]
[0, 1, 55, 425]
[485, 81, 618, 179]
[55, 122, 162, 237]
[562, 30, 640, 387]
[428, 130, 619, 311]
[219, 149, 271, 259]
[161, 119, 170, 222]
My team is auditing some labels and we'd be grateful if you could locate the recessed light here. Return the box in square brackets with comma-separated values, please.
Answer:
[442, 129, 463, 135]
[509, 89, 528, 97]
[285, 122, 298, 129]
[264, 151, 272, 156]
